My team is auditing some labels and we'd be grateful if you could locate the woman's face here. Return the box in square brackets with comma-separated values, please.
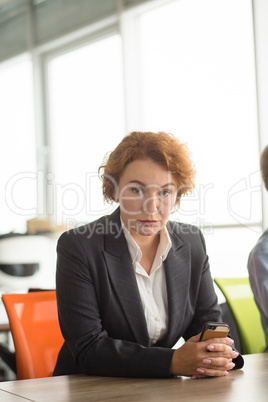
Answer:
[117, 159, 178, 239]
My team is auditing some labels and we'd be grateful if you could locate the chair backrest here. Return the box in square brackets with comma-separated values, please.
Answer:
[2, 290, 64, 379]
[214, 277, 266, 354]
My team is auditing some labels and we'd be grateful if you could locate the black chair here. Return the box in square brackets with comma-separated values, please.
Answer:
[220, 302, 242, 354]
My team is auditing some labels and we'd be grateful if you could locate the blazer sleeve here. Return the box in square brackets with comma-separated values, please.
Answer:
[55, 231, 175, 378]
[180, 228, 222, 339]
[179, 228, 244, 370]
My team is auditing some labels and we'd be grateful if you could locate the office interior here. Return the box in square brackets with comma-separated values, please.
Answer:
[0, 0, 268, 381]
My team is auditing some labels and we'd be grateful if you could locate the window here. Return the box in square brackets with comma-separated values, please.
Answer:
[47, 33, 125, 227]
[0, 56, 36, 234]
[130, 0, 261, 277]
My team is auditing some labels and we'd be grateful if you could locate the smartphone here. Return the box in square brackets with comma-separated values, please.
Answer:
[199, 321, 230, 342]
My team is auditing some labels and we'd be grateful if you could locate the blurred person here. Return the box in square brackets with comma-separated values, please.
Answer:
[248, 145, 268, 352]
[53, 131, 243, 378]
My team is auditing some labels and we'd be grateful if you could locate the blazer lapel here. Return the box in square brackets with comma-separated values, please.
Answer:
[103, 209, 191, 348]
[103, 209, 150, 346]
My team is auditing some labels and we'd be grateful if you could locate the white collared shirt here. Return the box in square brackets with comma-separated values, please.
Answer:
[121, 219, 171, 345]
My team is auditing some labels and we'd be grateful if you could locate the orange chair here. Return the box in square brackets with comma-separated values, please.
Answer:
[1, 290, 64, 380]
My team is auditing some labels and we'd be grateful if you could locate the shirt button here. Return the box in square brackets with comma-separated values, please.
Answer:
[147, 288, 152, 294]
[155, 316, 160, 322]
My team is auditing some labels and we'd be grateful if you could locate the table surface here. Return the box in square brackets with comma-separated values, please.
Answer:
[0, 353, 267, 402]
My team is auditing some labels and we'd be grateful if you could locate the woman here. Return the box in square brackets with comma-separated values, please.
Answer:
[53, 131, 243, 378]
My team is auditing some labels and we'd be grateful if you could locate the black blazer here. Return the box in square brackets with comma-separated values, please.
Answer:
[53, 207, 243, 377]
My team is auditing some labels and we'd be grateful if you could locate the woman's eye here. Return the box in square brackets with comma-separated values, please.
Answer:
[131, 187, 143, 195]
[160, 189, 171, 197]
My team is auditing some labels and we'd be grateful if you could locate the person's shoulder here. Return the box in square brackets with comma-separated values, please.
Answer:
[248, 229, 268, 278]
[168, 220, 206, 250]
[250, 229, 268, 258]
[168, 220, 207, 257]
[57, 213, 114, 247]
[259, 228, 268, 243]
[168, 220, 202, 239]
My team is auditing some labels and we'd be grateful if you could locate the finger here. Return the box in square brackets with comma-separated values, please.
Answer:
[192, 374, 205, 379]
[190, 333, 203, 342]
[207, 345, 239, 359]
[195, 367, 230, 377]
[206, 337, 234, 347]
[202, 358, 235, 371]
[202, 357, 232, 367]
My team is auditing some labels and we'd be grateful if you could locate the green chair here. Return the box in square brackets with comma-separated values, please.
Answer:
[214, 277, 266, 354]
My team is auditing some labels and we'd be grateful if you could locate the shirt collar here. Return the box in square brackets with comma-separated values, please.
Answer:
[120, 217, 171, 265]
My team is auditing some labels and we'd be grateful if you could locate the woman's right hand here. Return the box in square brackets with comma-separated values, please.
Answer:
[170, 333, 239, 378]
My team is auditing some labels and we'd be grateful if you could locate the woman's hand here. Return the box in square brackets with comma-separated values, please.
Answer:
[170, 334, 239, 378]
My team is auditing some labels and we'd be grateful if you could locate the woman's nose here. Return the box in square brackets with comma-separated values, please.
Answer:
[143, 195, 159, 213]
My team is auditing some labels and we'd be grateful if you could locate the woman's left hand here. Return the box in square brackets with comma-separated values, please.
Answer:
[169, 333, 239, 378]
[191, 334, 238, 378]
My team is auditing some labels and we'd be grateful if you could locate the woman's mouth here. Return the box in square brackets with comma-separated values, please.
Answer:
[138, 220, 159, 226]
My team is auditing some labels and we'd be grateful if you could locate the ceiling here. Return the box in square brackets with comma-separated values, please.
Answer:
[0, 0, 24, 12]
[0, 1, 46, 12]
[0, 0, 14, 7]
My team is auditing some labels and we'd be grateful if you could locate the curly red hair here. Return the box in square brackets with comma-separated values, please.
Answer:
[99, 131, 195, 207]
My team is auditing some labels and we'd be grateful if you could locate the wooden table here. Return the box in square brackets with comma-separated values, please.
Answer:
[0, 353, 267, 401]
